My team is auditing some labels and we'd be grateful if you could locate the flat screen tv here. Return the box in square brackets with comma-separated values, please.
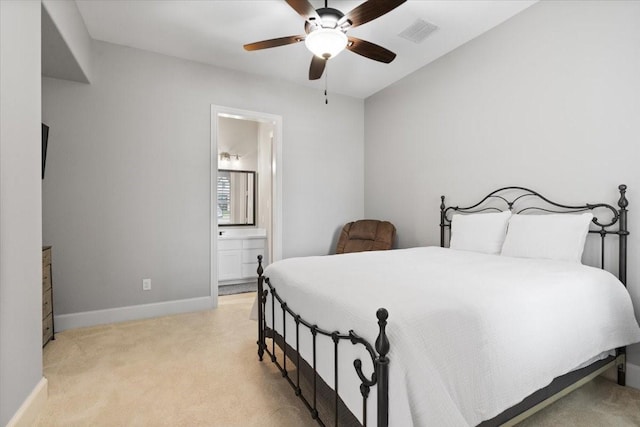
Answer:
[42, 123, 49, 179]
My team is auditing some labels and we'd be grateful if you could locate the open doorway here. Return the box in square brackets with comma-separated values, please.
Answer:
[210, 106, 282, 304]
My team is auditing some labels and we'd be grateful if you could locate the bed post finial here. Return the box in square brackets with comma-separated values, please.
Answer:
[618, 184, 628, 210]
[440, 196, 446, 248]
[375, 308, 390, 427]
[375, 308, 389, 357]
[257, 254, 264, 277]
[257, 255, 265, 361]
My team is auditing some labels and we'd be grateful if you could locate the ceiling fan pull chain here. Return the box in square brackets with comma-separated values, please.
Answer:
[325, 65, 329, 104]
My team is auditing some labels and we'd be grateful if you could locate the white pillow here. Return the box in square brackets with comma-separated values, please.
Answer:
[500, 213, 593, 263]
[449, 211, 512, 255]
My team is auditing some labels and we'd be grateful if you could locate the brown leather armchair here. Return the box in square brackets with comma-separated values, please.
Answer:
[335, 220, 396, 254]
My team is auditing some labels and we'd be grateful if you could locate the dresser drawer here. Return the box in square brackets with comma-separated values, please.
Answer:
[242, 263, 262, 279]
[242, 248, 265, 264]
[218, 239, 242, 250]
[43, 289, 52, 319]
[243, 238, 265, 249]
[43, 266, 52, 293]
[43, 314, 53, 346]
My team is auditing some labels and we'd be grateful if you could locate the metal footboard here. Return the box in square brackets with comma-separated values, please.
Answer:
[256, 255, 390, 427]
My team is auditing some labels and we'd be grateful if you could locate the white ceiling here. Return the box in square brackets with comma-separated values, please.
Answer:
[75, 0, 537, 99]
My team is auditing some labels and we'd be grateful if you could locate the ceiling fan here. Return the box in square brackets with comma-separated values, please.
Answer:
[243, 0, 407, 80]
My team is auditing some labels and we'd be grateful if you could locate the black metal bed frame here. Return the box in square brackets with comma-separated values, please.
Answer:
[256, 258, 389, 427]
[256, 184, 629, 427]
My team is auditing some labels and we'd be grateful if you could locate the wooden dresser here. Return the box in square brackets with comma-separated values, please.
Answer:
[42, 246, 54, 346]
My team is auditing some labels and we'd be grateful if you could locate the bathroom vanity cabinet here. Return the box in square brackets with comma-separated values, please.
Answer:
[218, 232, 267, 285]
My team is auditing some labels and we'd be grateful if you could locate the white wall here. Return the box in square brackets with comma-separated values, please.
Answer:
[218, 116, 258, 171]
[41, 0, 92, 83]
[42, 41, 364, 316]
[365, 0, 640, 364]
[0, 1, 43, 424]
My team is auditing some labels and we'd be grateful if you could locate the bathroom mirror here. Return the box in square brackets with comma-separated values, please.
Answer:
[217, 169, 256, 226]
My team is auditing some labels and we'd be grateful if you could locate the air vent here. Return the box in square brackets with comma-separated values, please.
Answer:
[398, 19, 438, 44]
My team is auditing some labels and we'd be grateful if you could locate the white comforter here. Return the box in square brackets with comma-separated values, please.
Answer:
[261, 247, 640, 426]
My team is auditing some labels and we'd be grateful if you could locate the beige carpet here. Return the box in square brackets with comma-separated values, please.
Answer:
[35, 293, 640, 426]
[517, 376, 640, 427]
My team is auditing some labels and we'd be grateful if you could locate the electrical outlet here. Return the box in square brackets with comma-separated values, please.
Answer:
[142, 278, 151, 291]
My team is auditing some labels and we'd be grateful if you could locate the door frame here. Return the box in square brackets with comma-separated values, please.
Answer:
[210, 105, 283, 306]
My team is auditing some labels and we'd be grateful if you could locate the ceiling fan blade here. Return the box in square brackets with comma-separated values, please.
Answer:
[347, 37, 396, 63]
[309, 55, 326, 80]
[244, 35, 305, 51]
[340, 0, 406, 28]
[285, 0, 321, 22]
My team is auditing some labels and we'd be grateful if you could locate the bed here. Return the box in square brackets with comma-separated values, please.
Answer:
[254, 185, 640, 426]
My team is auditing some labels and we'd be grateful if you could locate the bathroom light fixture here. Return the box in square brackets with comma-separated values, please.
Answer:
[219, 152, 240, 162]
[305, 28, 348, 59]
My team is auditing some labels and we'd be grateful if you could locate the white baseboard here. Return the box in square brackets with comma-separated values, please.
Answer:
[54, 296, 214, 331]
[628, 362, 640, 390]
[6, 377, 48, 427]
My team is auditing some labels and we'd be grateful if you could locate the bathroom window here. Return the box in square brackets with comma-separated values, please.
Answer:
[217, 175, 231, 223]
[217, 170, 255, 226]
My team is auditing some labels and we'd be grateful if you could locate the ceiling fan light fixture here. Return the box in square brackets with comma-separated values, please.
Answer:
[305, 28, 348, 59]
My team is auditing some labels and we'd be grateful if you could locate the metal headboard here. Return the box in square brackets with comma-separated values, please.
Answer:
[439, 185, 629, 287]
